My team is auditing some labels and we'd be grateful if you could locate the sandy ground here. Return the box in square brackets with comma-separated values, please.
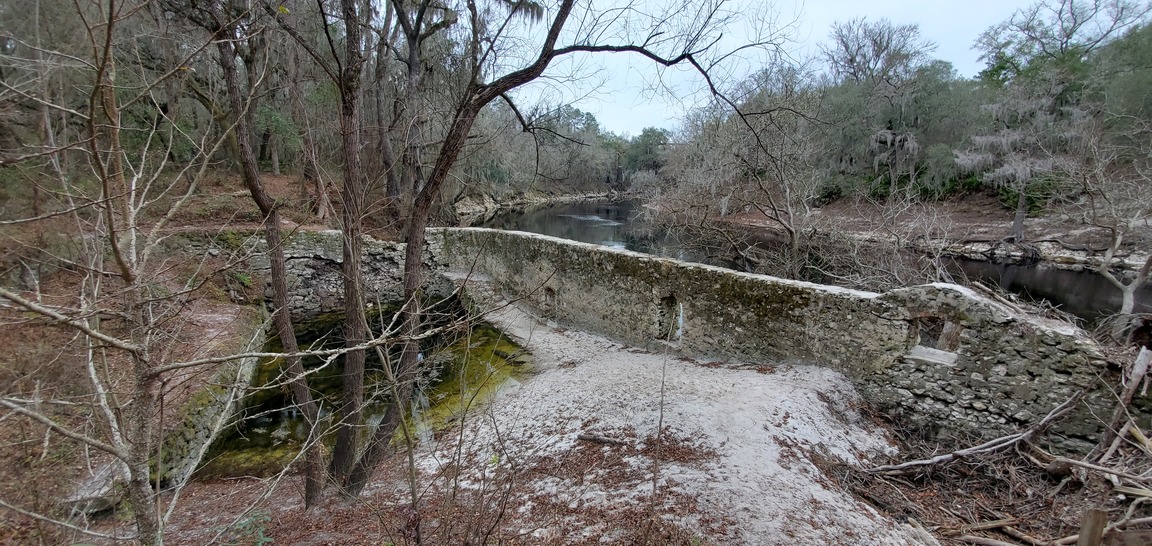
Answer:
[145, 300, 941, 545]
[405, 302, 939, 545]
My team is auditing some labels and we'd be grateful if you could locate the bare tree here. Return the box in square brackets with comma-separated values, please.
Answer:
[1062, 112, 1152, 315]
[265, 0, 374, 487]
[976, 0, 1151, 83]
[653, 58, 829, 275]
[0, 0, 260, 542]
[321, 0, 788, 498]
[958, 83, 1067, 241]
[966, 0, 1150, 241]
[823, 17, 935, 86]
[821, 18, 936, 196]
[161, 0, 329, 506]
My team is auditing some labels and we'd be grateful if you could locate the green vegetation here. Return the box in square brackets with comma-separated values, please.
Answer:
[217, 510, 274, 546]
[197, 317, 529, 480]
[1, 0, 1150, 542]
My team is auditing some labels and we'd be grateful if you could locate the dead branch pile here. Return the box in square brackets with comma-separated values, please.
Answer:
[850, 348, 1152, 546]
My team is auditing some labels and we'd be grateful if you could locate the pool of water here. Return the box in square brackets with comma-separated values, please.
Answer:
[481, 200, 699, 260]
[196, 319, 529, 479]
[950, 258, 1151, 320]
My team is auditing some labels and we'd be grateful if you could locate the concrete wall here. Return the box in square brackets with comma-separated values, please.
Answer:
[430, 228, 1117, 451]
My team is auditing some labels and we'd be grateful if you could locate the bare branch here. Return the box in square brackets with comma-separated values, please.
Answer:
[0, 287, 142, 355]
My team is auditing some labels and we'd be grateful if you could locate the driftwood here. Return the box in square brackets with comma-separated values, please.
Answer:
[999, 525, 1045, 545]
[866, 391, 1085, 475]
[951, 237, 1127, 256]
[868, 350, 1152, 546]
[1091, 348, 1152, 463]
[576, 433, 627, 446]
[969, 281, 1030, 315]
[957, 536, 1021, 546]
[958, 518, 1018, 534]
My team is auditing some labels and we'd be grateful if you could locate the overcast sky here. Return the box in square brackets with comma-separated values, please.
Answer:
[533, 0, 1036, 137]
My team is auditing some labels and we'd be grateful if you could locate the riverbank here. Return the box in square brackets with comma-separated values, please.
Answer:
[454, 190, 624, 225]
[709, 193, 1151, 318]
[724, 192, 1151, 274]
[151, 301, 936, 545]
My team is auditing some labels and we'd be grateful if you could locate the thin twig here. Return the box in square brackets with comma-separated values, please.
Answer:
[866, 391, 1085, 474]
[957, 535, 1023, 546]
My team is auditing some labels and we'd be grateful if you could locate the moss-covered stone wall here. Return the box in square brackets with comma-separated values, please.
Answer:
[158, 323, 265, 486]
[430, 228, 909, 372]
[247, 229, 455, 321]
[429, 228, 1120, 451]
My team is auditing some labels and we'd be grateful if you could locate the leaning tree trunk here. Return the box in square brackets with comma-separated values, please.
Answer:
[343, 102, 483, 497]
[342, 0, 578, 497]
[343, 186, 431, 498]
[216, 38, 325, 506]
[1110, 255, 1151, 316]
[1010, 185, 1027, 242]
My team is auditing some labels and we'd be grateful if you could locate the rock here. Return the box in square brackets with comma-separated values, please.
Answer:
[61, 462, 121, 516]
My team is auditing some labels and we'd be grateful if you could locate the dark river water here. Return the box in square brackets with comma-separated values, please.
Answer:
[481, 200, 1150, 321]
[480, 200, 697, 260]
[951, 259, 1151, 319]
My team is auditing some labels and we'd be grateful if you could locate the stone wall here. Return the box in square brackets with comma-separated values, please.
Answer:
[431, 228, 910, 374]
[158, 325, 264, 486]
[429, 228, 1118, 451]
[869, 284, 1112, 451]
[155, 229, 454, 485]
[248, 229, 456, 321]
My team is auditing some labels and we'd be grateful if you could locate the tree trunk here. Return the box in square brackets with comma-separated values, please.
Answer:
[373, 18, 401, 213]
[1111, 254, 1149, 316]
[1010, 186, 1027, 241]
[1121, 286, 1137, 316]
[343, 204, 428, 497]
[343, 0, 577, 497]
[270, 133, 281, 176]
[399, 32, 425, 210]
[127, 349, 161, 546]
[216, 38, 324, 506]
[888, 154, 898, 197]
[331, 0, 368, 481]
[126, 455, 161, 546]
[260, 128, 272, 163]
[344, 104, 482, 497]
[331, 134, 368, 482]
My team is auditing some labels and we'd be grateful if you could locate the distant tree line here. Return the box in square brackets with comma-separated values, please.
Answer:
[647, 0, 1152, 313]
[0, 0, 782, 543]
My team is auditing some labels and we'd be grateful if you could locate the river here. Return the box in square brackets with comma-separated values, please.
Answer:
[481, 199, 1151, 321]
[479, 199, 698, 260]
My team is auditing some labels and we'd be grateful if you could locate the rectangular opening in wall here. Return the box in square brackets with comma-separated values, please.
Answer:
[912, 317, 963, 353]
[659, 294, 679, 341]
[543, 287, 556, 315]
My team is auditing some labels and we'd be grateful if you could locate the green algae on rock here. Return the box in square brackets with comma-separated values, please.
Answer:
[197, 319, 530, 479]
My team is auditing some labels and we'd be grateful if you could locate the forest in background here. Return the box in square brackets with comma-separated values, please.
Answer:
[1, 2, 1147, 222]
[1, 0, 1151, 543]
[646, 2, 1152, 316]
[5, 1, 1150, 293]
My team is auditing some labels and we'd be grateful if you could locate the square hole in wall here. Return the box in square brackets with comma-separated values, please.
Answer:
[913, 317, 963, 352]
[542, 287, 556, 315]
[658, 294, 680, 341]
